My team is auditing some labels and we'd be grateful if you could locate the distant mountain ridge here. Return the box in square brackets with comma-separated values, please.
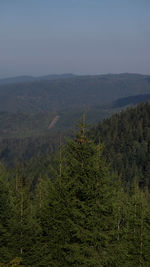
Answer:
[0, 73, 150, 113]
[0, 73, 75, 85]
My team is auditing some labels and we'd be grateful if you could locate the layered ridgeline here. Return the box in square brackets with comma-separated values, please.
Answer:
[0, 73, 150, 113]
[1, 73, 150, 137]
[92, 101, 150, 188]
[0, 73, 75, 85]
[1, 73, 150, 167]
[1, 121, 150, 266]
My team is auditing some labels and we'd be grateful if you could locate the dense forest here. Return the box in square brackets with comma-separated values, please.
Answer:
[1, 108, 150, 266]
[92, 101, 150, 188]
[1, 101, 150, 186]
[1, 74, 150, 265]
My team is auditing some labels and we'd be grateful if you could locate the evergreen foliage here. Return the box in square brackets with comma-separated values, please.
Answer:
[57, 120, 115, 266]
[0, 116, 150, 266]
[92, 101, 150, 188]
[0, 163, 14, 263]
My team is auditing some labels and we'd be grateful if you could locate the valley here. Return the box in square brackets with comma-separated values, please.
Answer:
[1, 73, 150, 167]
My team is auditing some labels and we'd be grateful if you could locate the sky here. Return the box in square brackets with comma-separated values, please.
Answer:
[0, 0, 150, 78]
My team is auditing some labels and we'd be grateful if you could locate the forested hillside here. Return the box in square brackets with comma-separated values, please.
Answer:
[0, 112, 57, 138]
[1, 73, 150, 167]
[0, 73, 150, 113]
[1, 99, 150, 181]
[92, 101, 150, 188]
[1, 120, 150, 266]
[1, 76, 150, 265]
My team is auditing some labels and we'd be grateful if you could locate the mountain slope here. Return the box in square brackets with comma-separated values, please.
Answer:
[112, 94, 150, 108]
[0, 73, 150, 113]
[92, 101, 150, 187]
[0, 73, 75, 85]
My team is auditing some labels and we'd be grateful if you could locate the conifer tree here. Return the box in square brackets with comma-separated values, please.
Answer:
[125, 180, 150, 266]
[0, 163, 14, 263]
[110, 175, 129, 266]
[33, 175, 66, 266]
[11, 170, 36, 266]
[32, 143, 66, 267]
[57, 118, 116, 266]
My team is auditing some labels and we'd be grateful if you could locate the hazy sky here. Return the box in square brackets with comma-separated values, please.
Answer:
[0, 0, 150, 78]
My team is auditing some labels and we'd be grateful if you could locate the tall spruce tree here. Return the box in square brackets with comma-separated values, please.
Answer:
[56, 118, 116, 266]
